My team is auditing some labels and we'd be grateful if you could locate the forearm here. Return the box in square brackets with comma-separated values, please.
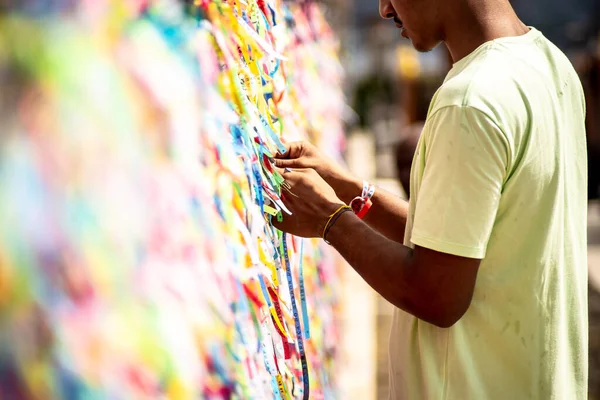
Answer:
[326, 212, 449, 326]
[329, 173, 409, 243]
[273, 155, 478, 327]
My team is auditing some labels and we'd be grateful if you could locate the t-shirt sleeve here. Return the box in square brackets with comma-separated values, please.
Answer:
[410, 105, 510, 259]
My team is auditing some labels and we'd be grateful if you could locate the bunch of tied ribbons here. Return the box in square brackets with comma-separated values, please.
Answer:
[0, 0, 347, 398]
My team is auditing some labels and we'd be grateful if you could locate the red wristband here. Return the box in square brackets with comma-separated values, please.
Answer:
[350, 181, 375, 220]
[356, 198, 373, 219]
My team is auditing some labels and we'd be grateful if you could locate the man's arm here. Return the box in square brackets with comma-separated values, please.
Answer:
[275, 107, 508, 327]
[272, 168, 480, 329]
[326, 210, 480, 328]
[275, 142, 409, 243]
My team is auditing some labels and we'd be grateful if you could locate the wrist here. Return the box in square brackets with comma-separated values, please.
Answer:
[318, 200, 347, 236]
[324, 207, 355, 245]
[327, 171, 363, 204]
[322, 204, 352, 243]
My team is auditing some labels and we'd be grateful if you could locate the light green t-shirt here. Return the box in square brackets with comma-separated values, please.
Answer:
[390, 28, 588, 399]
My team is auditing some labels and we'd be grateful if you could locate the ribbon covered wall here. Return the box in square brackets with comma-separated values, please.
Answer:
[0, 0, 346, 398]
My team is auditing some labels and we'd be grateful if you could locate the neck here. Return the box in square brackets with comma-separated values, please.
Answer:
[442, 0, 529, 63]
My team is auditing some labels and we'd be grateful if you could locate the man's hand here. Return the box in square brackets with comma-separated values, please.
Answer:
[274, 142, 354, 197]
[274, 141, 337, 178]
[273, 168, 345, 238]
[275, 140, 410, 243]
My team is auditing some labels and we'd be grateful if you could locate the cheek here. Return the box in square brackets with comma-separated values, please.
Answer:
[390, 0, 408, 17]
[396, 1, 433, 29]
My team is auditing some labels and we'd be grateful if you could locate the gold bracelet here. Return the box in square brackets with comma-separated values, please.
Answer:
[322, 205, 352, 241]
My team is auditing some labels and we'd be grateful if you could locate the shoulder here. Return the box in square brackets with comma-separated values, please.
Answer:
[431, 32, 582, 122]
[432, 51, 525, 116]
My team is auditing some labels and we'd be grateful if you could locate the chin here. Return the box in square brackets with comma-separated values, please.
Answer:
[411, 37, 441, 53]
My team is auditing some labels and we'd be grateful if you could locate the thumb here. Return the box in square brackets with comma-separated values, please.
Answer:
[273, 158, 304, 168]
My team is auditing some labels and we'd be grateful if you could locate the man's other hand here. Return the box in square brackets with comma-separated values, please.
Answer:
[274, 141, 346, 184]
[273, 168, 345, 238]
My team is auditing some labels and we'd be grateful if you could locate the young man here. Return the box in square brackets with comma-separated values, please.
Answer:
[273, 0, 588, 398]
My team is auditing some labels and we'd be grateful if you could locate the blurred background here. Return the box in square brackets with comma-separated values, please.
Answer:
[319, 0, 600, 399]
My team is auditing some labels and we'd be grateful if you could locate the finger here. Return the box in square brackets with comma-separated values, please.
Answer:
[273, 167, 307, 201]
[273, 158, 301, 169]
[274, 168, 305, 196]
[275, 141, 304, 159]
[275, 142, 293, 158]
[273, 166, 294, 177]
[274, 166, 310, 175]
